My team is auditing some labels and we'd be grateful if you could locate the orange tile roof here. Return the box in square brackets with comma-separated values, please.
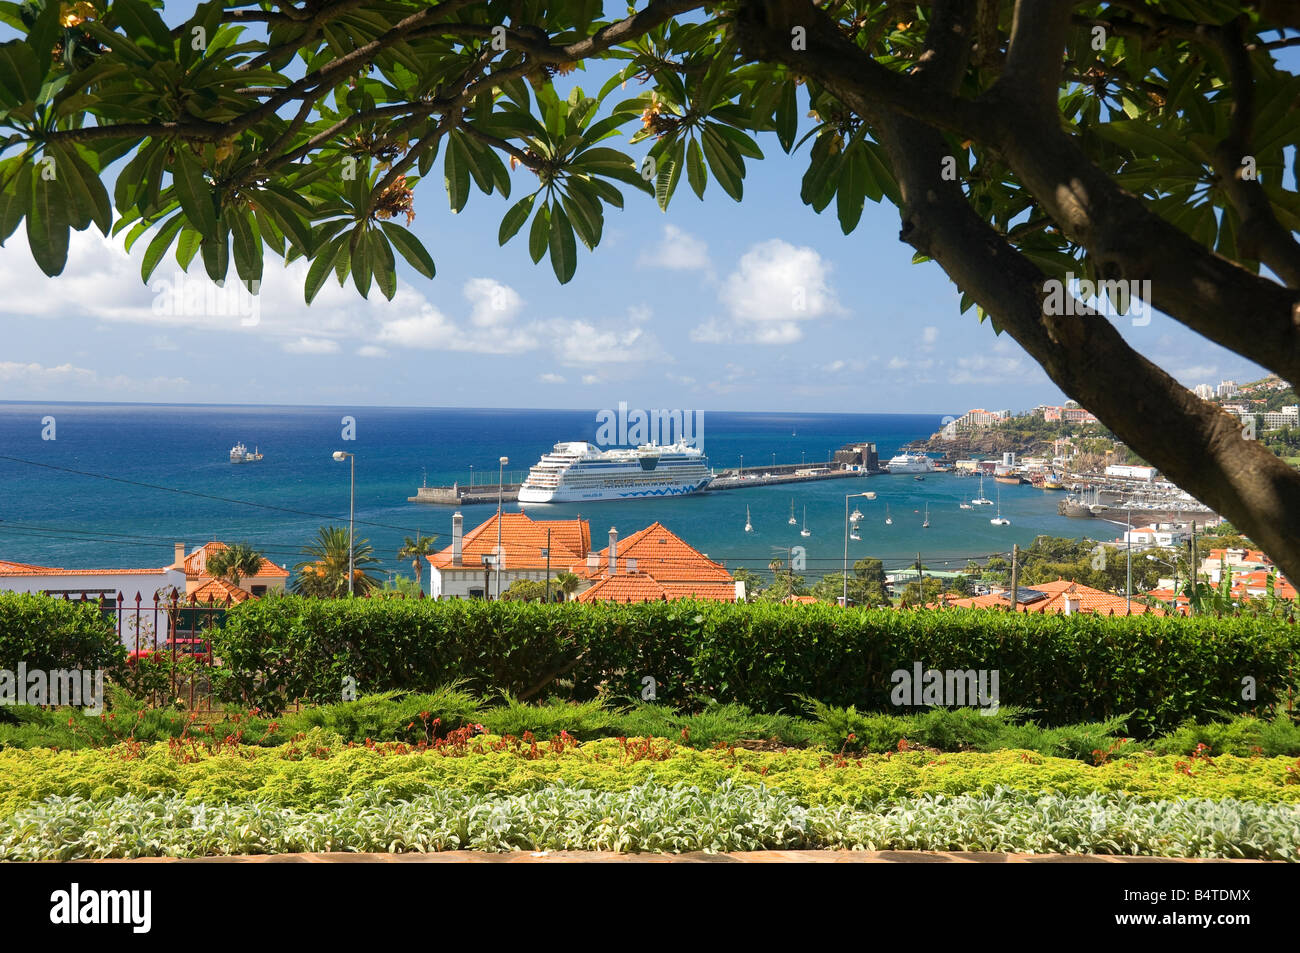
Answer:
[0, 559, 173, 576]
[576, 522, 732, 583]
[784, 595, 820, 604]
[190, 577, 252, 603]
[1206, 548, 1271, 565]
[939, 579, 1164, 615]
[428, 513, 589, 571]
[184, 542, 289, 579]
[576, 571, 735, 603]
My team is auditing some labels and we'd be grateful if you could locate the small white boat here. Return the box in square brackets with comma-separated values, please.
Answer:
[744, 506, 753, 533]
[922, 504, 930, 529]
[971, 473, 993, 506]
[885, 504, 892, 526]
[788, 499, 797, 525]
[959, 502, 973, 510]
[990, 487, 1010, 525]
[800, 506, 811, 538]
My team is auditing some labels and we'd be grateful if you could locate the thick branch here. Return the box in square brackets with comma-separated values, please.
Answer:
[995, 0, 1073, 112]
[872, 108, 1300, 586]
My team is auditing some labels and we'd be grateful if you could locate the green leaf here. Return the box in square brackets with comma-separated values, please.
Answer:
[112, 0, 176, 55]
[227, 205, 262, 283]
[775, 82, 798, 153]
[444, 133, 470, 213]
[175, 226, 202, 271]
[498, 192, 537, 246]
[349, 225, 373, 297]
[686, 137, 707, 199]
[171, 147, 218, 240]
[836, 145, 867, 234]
[548, 203, 577, 284]
[200, 219, 230, 283]
[369, 227, 396, 300]
[27, 165, 70, 276]
[379, 220, 435, 278]
[700, 124, 743, 201]
[528, 202, 549, 264]
[0, 160, 29, 244]
[561, 185, 602, 250]
[305, 234, 343, 304]
[141, 212, 185, 283]
[0, 40, 41, 109]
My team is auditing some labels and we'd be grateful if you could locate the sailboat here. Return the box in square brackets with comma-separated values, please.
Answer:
[744, 506, 753, 533]
[788, 499, 797, 525]
[800, 506, 811, 537]
[972, 472, 994, 506]
[922, 504, 930, 529]
[990, 486, 1010, 525]
[884, 504, 893, 526]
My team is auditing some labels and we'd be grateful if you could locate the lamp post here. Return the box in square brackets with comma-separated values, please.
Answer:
[332, 450, 355, 596]
[1146, 553, 1180, 614]
[496, 455, 508, 599]
[1126, 504, 1133, 612]
[842, 492, 871, 607]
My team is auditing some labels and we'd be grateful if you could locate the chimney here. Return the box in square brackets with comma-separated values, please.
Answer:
[452, 512, 463, 566]
[174, 542, 185, 568]
[735, 579, 746, 602]
[608, 527, 618, 575]
[626, 558, 637, 573]
[586, 554, 600, 570]
[1063, 592, 1081, 616]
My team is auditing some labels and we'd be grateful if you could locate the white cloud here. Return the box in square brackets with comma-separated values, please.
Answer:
[950, 354, 1025, 385]
[0, 360, 187, 397]
[921, 326, 939, 348]
[581, 374, 602, 385]
[688, 318, 731, 344]
[464, 277, 524, 327]
[539, 373, 566, 384]
[705, 239, 841, 344]
[283, 337, 341, 355]
[637, 225, 711, 271]
[549, 310, 661, 366]
[357, 345, 388, 358]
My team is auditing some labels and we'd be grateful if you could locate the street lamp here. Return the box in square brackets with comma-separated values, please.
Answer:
[332, 450, 355, 596]
[842, 492, 872, 607]
[496, 455, 508, 599]
[1146, 553, 1180, 613]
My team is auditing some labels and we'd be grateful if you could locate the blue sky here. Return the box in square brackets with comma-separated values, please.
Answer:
[0, 2, 1271, 413]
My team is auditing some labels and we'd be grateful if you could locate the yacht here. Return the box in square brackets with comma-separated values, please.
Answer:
[922, 504, 930, 529]
[518, 441, 713, 503]
[788, 499, 797, 525]
[886, 453, 934, 474]
[800, 506, 811, 538]
[885, 504, 893, 526]
[971, 473, 994, 506]
[990, 487, 1010, 525]
[744, 506, 753, 533]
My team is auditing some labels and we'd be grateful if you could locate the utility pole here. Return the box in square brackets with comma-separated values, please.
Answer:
[1009, 544, 1020, 612]
[1191, 520, 1199, 608]
[1126, 504, 1133, 613]
[496, 455, 508, 599]
[544, 527, 552, 603]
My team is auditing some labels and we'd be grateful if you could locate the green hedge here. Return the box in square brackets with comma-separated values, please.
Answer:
[0, 593, 124, 678]
[210, 596, 1299, 734]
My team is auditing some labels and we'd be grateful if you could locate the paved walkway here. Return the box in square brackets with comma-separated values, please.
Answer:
[100, 850, 1259, 863]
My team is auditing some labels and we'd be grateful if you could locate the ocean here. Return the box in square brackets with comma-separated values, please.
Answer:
[0, 402, 1118, 586]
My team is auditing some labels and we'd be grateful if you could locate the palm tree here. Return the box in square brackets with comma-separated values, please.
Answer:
[554, 571, 581, 602]
[204, 542, 266, 588]
[292, 526, 383, 597]
[396, 533, 438, 592]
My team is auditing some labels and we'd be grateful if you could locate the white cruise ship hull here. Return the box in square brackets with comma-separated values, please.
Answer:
[519, 476, 712, 503]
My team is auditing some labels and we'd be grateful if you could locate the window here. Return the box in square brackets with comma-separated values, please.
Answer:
[251, 585, 267, 597]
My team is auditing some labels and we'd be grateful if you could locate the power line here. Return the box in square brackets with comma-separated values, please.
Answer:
[0, 453, 424, 534]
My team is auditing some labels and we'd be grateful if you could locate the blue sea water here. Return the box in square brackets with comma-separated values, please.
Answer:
[0, 403, 1117, 587]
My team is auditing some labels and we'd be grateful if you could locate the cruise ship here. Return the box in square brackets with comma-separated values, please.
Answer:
[517, 441, 714, 503]
[885, 453, 934, 474]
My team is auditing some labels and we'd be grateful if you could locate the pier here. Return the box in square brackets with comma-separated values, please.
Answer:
[408, 464, 879, 505]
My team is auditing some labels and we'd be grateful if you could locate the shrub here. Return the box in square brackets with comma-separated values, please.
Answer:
[209, 596, 1300, 735]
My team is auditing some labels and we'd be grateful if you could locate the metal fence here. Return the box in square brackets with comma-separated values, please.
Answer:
[63, 591, 229, 713]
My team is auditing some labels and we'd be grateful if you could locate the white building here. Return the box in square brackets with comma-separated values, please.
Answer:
[1121, 525, 1189, 549]
[1217, 380, 1239, 398]
[1193, 383, 1215, 400]
[0, 559, 185, 602]
[1104, 464, 1157, 481]
[1261, 406, 1299, 431]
